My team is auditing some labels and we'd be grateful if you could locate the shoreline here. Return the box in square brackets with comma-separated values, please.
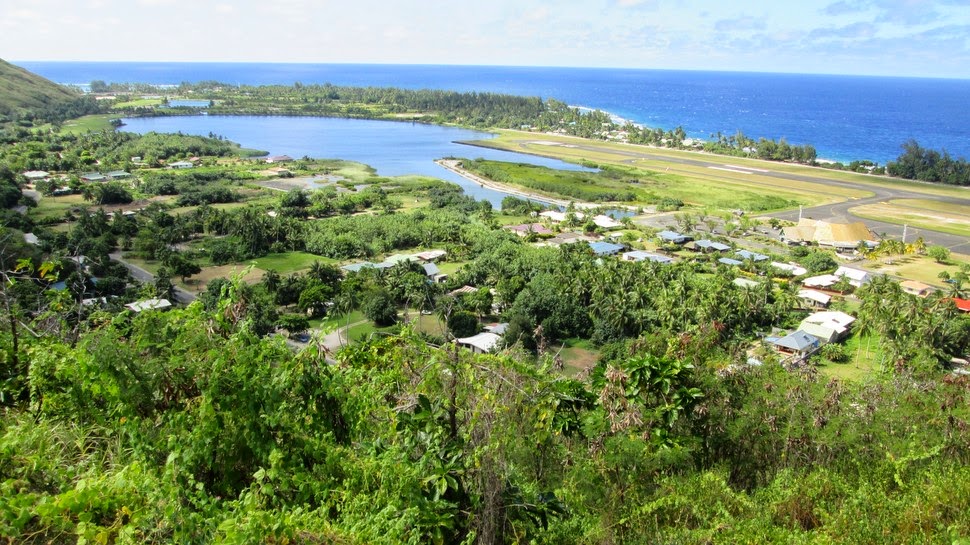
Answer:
[436, 159, 572, 208]
[436, 159, 611, 210]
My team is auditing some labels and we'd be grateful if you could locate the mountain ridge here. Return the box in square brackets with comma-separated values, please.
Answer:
[0, 58, 79, 116]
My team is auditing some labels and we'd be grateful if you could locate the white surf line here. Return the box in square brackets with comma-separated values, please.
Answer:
[708, 166, 754, 174]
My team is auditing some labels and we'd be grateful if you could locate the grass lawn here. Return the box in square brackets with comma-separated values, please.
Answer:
[59, 115, 117, 135]
[250, 252, 334, 274]
[347, 321, 396, 342]
[31, 194, 87, 222]
[849, 201, 970, 238]
[311, 310, 366, 331]
[867, 254, 968, 286]
[557, 338, 600, 377]
[111, 98, 163, 109]
[817, 334, 885, 381]
[408, 314, 447, 337]
[181, 263, 265, 292]
[436, 261, 467, 275]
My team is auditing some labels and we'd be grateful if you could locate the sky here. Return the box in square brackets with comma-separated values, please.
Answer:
[2, 0, 969, 78]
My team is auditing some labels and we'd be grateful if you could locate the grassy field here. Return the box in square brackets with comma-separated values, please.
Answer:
[867, 253, 969, 285]
[249, 252, 334, 274]
[557, 338, 600, 377]
[111, 98, 163, 109]
[59, 115, 117, 135]
[486, 130, 970, 198]
[182, 263, 265, 292]
[849, 201, 970, 238]
[471, 130, 970, 212]
[31, 194, 87, 222]
[817, 333, 884, 381]
[461, 135, 872, 213]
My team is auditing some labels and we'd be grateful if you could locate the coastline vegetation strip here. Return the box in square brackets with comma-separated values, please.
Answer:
[848, 202, 970, 238]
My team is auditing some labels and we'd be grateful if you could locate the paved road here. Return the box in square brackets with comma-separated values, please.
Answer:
[510, 140, 970, 251]
[109, 252, 196, 304]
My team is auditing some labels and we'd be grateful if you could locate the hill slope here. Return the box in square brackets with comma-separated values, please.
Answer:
[0, 58, 78, 115]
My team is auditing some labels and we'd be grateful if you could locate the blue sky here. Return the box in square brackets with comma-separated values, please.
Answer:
[3, 0, 969, 78]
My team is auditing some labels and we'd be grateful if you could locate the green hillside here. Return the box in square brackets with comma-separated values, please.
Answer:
[0, 58, 78, 115]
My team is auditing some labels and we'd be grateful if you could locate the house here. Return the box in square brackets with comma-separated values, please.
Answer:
[484, 322, 509, 335]
[658, 230, 691, 244]
[951, 298, 970, 313]
[422, 262, 448, 283]
[771, 262, 808, 276]
[782, 218, 876, 249]
[733, 277, 761, 289]
[694, 239, 731, 253]
[105, 170, 131, 179]
[802, 274, 841, 289]
[80, 172, 107, 182]
[592, 215, 623, 229]
[589, 241, 625, 256]
[735, 249, 769, 262]
[770, 330, 821, 357]
[169, 161, 194, 169]
[539, 210, 572, 223]
[506, 223, 553, 237]
[718, 257, 744, 267]
[265, 155, 294, 163]
[799, 311, 855, 343]
[341, 261, 393, 273]
[798, 289, 832, 308]
[125, 298, 172, 312]
[384, 253, 419, 265]
[833, 266, 870, 288]
[23, 233, 40, 245]
[414, 249, 447, 262]
[539, 232, 597, 247]
[456, 332, 502, 354]
[22, 170, 49, 180]
[622, 250, 673, 264]
[900, 280, 932, 297]
[448, 285, 479, 297]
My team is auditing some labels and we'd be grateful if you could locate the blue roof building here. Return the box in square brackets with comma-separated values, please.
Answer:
[658, 230, 691, 244]
[735, 249, 769, 262]
[695, 239, 731, 252]
[622, 250, 674, 264]
[589, 241, 625, 256]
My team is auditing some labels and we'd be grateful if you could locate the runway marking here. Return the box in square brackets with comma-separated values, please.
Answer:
[709, 166, 753, 174]
[723, 164, 770, 173]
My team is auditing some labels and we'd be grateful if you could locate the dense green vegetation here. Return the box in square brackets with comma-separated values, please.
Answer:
[2, 275, 969, 543]
[886, 139, 970, 185]
[461, 159, 645, 202]
[2, 65, 970, 542]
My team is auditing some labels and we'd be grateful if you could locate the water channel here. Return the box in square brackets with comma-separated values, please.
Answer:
[120, 115, 601, 209]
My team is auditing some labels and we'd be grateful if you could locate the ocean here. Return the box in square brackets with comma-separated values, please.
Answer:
[16, 61, 970, 165]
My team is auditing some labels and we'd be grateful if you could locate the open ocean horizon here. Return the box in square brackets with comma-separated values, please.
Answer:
[15, 61, 970, 165]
